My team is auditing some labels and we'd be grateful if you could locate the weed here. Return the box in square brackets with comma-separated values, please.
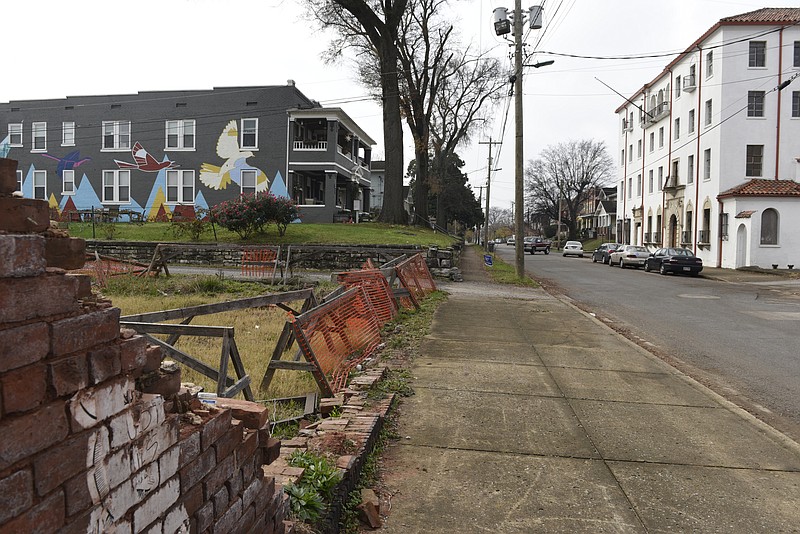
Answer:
[285, 450, 342, 525]
[270, 421, 300, 440]
[284, 482, 326, 522]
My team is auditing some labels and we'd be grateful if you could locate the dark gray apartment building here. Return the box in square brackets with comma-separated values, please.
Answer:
[0, 82, 375, 223]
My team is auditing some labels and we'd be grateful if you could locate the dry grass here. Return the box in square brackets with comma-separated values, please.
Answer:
[106, 276, 324, 400]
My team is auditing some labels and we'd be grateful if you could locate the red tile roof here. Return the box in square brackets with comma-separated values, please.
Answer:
[720, 8, 800, 23]
[718, 179, 800, 199]
[735, 210, 756, 219]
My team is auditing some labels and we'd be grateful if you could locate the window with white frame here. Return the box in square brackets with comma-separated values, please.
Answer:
[671, 159, 680, 185]
[747, 91, 765, 117]
[674, 118, 680, 140]
[749, 41, 766, 68]
[102, 169, 130, 203]
[703, 148, 711, 180]
[8, 123, 23, 146]
[636, 174, 642, 196]
[166, 169, 195, 203]
[102, 121, 131, 150]
[165, 119, 195, 150]
[628, 144, 633, 162]
[649, 132, 654, 152]
[795, 42, 800, 68]
[688, 109, 695, 133]
[658, 127, 664, 148]
[241, 169, 257, 196]
[705, 99, 713, 126]
[648, 170, 654, 193]
[637, 140, 641, 158]
[32, 122, 47, 151]
[241, 118, 258, 149]
[675, 76, 681, 99]
[706, 50, 713, 77]
[16, 170, 23, 192]
[746, 145, 763, 177]
[620, 150, 625, 166]
[62, 122, 75, 146]
[760, 208, 778, 245]
[33, 170, 46, 199]
[687, 154, 694, 184]
[62, 169, 75, 195]
[792, 91, 800, 118]
[657, 166, 663, 191]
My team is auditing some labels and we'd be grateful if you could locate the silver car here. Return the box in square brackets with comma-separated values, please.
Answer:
[609, 245, 650, 268]
[562, 241, 584, 257]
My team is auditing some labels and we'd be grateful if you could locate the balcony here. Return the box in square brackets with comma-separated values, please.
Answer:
[663, 176, 684, 190]
[645, 101, 670, 124]
[683, 75, 697, 92]
[698, 230, 710, 244]
[681, 231, 693, 245]
[293, 140, 328, 151]
[652, 232, 661, 244]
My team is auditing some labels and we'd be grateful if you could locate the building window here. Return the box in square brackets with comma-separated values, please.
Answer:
[747, 91, 765, 117]
[792, 91, 800, 118]
[8, 123, 23, 146]
[636, 174, 642, 196]
[706, 51, 713, 77]
[241, 169, 257, 196]
[795, 42, 800, 67]
[703, 148, 712, 180]
[687, 155, 694, 184]
[649, 132, 654, 152]
[165, 119, 195, 150]
[658, 127, 664, 148]
[102, 169, 130, 203]
[628, 144, 633, 162]
[705, 100, 713, 126]
[33, 170, 46, 200]
[102, 121, 131, 150]
[62, 122, 75, 146]
[241, 118, 258, 149]
[760, 208, 778, 245]
[674, 118, 680, 140]
[32, 122, 47, 151]
[746, 145, 763, 177]
[16, 170, 23, 192]
[621, 150, 625, 166]
[62, 169, 75, 195]
[719, 212, 729, 239]
[648, 170, 654, 194]
[675, 76, 681, 98]
[671, 159, 680, 185]
[749, 41, 766, 68]
[627, 177, 632, 199]
[658, 166, 663, 191]
[688, 109, 695, 133]
[166, 170, 195, 203]
[637, 140, 642, 158]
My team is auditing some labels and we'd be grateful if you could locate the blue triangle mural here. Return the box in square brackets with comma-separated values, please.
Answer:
[270, 171, 289, 198]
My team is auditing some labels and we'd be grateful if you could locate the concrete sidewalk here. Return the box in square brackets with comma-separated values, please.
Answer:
[379, 248, 800, 533]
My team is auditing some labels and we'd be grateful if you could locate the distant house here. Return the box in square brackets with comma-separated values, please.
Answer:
[615, 8, 800, 268]
[578, 185, 617, 239]
[1, 82, 375, 224]
[370, 160, 385, 212]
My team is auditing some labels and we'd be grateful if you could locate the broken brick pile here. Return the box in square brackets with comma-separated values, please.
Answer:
[0, 157, 292, 533]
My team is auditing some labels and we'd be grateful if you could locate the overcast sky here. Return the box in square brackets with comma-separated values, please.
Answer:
[4, 0, 797, 209]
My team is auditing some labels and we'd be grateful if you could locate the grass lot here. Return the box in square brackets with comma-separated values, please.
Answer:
[69, 220, 458, 248]
[479, 248, 539, 287]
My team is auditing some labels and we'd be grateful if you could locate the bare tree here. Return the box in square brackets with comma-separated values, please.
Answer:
[305, 0, 409, 224]
[525, 140, 614, 240]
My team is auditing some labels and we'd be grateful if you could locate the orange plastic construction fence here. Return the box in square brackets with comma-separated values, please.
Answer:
[335, 269, 398, 327]
[290, 286, 382, 394]
[241, 247, 281, 281]
[395, 253, 437, 305]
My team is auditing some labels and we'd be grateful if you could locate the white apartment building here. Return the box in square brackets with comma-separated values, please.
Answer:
[616, 8, 800, 269]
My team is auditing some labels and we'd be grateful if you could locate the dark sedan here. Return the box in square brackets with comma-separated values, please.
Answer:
[591, 243, 622, 264]
[644, 247, 703, 275]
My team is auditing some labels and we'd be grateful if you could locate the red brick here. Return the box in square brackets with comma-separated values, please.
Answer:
[201, 408, 232, 450]
[65, 273, 93, 299]
[179, 429, 202, 467]
[34, 430, 92, 496]
[204, 454, 236, 500]
[195, 501, 214, 533]
[1, 489, 65, 533]
[0, 274, 79, 324]
[0, 468, 34, 524]
[0, 197, 50, 233]
[119, 335, 147, 373]
[0, 235, 46, 278]
[180, 446, 216, 490]
[44, 236, 86, 270]
[241, 477, 264, 511]
[234, 503, 256, 534]
[0, 401, 69, 470]
[138, 367, 181, 396]
[132, 476, 180, 532]
[212, 486, 230, 518]
[63, 472, 93, 517]
[214, 398, 269, 429]
[50, 307, 120, 358]
[262, 438, 282, 466]
[0, 158, 18, 194]
[226, 469, 243, 502]
[143, 345, 163, 373]
[214, 424, 244, 463]
[48, 353, 89, 397]
[87, 345, 121, 384]
[68, 377, 134, 431]
[1, 363, 47, 414]
[0, 322, 49, 373]
[163, 502, 191, 533]
[180, 482, 205, 516]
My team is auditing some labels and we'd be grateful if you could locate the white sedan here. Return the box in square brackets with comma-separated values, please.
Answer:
[609, 245, 650, 268]
[562, 241, 584, 257]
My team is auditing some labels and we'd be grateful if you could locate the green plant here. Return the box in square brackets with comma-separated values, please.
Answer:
[270, 421, 300, 440]
[207, 193, 300, 239]
[97, 221, 118, 240]
[285, 482, 326, 522]
[171, 211, 211, 241]
[288, 450, 342, 501]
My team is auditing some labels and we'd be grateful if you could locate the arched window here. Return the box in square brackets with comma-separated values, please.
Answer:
[760, 208, 778, 245]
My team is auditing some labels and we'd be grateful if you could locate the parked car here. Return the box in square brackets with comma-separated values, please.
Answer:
[562, 241, 584, 257]
[644, 247, 704, 275]
[524, 236, 551, 255]
[591, 243, 622, 264]
[609, 245, 650, 268]
[506, 236, 516, 246]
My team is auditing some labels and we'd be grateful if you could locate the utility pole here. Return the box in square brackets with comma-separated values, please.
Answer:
[475, 185, 485, 244]
[479, 138, 501, 249]
[513, 0, 525, 277]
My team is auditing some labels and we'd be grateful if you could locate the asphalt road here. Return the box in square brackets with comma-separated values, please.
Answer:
[494, 244, 800, 441]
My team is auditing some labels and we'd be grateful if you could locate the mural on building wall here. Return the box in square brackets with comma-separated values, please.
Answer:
[200, 120, 268, 192]
[40, 150, 92, 176]
[114, 142, 179, 172]
[1, 135, 11, 158]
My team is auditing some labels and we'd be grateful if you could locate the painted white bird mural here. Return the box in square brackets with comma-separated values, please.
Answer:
[199, 120, 268, 191]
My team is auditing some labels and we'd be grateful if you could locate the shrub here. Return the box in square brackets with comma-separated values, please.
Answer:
[171, 209, 211, 241]
[208, 193, 300, 239]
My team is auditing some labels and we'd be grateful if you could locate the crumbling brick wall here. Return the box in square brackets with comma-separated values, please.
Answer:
[0, 158, 291, 533]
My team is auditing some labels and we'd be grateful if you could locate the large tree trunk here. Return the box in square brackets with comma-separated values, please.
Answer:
[412, 147, 429, 224]
[378, 43, 408, 224]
